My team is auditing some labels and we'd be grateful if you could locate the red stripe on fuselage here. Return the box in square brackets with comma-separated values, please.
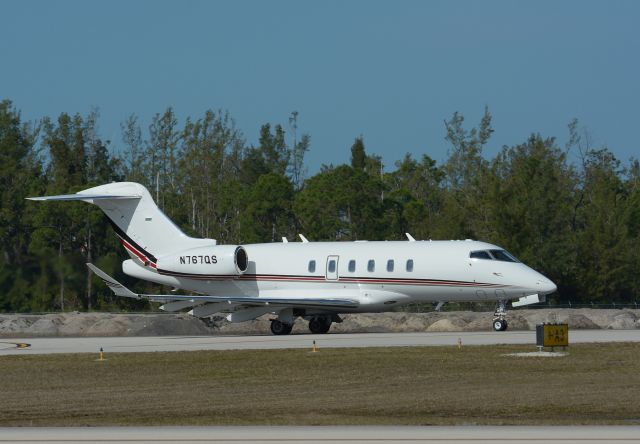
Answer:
[154, 270, 507, 288]
[119, 238, 157, 268]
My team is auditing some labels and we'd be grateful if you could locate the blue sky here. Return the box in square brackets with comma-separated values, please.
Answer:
[2, 0, 639, 173]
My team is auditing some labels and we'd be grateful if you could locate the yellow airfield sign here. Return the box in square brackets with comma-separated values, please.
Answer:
[536, 323, 569, 347]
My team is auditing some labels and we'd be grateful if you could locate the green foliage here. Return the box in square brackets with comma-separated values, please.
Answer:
[350, 137, 366, 170]
[482, 135, 577, 295]
[573, 149, 634, 302]
[0, 100, 638, 312]
[384, 153, 444, 239]
[240, 174, 295, 243]
[295, 164, 385, 240]
[439, 107, 492, 238]
[288, 111, 310, 190]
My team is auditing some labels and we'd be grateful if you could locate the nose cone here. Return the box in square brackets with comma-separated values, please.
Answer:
[536, 275, 557, 295]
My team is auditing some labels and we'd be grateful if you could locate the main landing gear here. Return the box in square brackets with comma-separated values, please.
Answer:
[270, 314, 339, 335]
[270, 319, 293, 335]
[308, 316, 332, 334]
[492, 300, 508, 332]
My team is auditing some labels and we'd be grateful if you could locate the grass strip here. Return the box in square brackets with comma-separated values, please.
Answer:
[1, 343, 639, 426]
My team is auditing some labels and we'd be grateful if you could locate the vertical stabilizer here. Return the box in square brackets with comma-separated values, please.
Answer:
[28, 182, 215, 265]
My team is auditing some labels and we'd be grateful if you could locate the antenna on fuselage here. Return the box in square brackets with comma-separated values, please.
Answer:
[406, 233, 416, 242]
[282, 237, 288, 243]
[299, 234, 309, 243]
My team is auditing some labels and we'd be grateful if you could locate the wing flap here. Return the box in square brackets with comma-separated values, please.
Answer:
[145, 294, 359, 309]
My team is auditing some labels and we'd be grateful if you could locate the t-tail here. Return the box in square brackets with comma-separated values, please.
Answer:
[27, 182, 247, 275]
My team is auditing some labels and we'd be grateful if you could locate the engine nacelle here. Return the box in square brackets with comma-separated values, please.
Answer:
[156, 245, 248, 276]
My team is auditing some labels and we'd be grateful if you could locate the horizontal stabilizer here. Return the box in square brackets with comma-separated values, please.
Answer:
[27, 194, 140, 202]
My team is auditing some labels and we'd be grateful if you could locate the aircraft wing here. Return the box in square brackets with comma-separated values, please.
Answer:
[87, 263, 359, 310]
[87, 263, 139, 298]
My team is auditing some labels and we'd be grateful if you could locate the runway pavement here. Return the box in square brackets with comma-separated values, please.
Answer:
[0, 329, 638, 355]
[0, 426, 639, 443]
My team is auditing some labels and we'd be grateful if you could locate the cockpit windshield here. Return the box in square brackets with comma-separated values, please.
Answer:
[469, 250, 492, 260]
[489, 249, 520, 262]
[469, 249, 520, 263]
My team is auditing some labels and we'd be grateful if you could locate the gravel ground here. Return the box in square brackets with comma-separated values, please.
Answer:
[0, 308, 638, 337]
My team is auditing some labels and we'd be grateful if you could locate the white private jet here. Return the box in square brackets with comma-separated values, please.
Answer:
[29, 182, 557, 334]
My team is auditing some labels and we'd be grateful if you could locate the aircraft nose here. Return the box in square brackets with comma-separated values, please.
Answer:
[536, 277, 557, 294]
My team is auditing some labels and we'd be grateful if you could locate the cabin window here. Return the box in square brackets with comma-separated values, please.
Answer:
[406, 259, 414, 272]
[387, 259, 394, 272]
[348, 260, 356, 272]
[470, 250, 492, 260]
[308, 260, 316, 273]
[328, 260, 336, 273]
[367, 259, 375, 272]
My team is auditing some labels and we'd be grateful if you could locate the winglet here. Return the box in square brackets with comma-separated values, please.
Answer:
[406, 233, 416, 242]
[86, 263, 140, 299]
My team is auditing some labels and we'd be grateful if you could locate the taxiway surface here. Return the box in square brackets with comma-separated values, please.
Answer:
[1, 426, 639, 443]
[0, 329, 638, 355]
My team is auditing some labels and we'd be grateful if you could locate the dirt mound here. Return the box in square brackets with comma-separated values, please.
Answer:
[606, 311, 638, 329]
[564, 314, 601, 329]
[0, 313, 214, 337]
[426, 318, 468, 332]
[1, 308, 639, 337]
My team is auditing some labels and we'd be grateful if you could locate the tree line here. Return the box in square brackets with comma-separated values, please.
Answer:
[1, 99, 638, 312]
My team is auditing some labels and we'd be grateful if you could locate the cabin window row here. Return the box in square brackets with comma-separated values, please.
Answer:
[308, 259, 414, 273]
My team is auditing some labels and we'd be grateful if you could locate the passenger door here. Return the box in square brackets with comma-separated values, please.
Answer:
[326, 255, 339, 281]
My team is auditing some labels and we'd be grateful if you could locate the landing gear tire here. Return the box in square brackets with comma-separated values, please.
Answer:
[270, 320, 293, 335]
[493, 319, 508, 332]
[492, 299, 509, 332]
[308, 317, 332, 334]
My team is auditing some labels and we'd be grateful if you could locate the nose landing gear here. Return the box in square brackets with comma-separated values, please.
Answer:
[492, 300, 508, 331]
[492, 318, 508, 331]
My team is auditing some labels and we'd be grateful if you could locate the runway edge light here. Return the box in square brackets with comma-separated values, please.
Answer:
[0, 342, 31, 349]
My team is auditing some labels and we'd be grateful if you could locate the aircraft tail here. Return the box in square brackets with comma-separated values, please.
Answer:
[28, 182, 215, 266]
